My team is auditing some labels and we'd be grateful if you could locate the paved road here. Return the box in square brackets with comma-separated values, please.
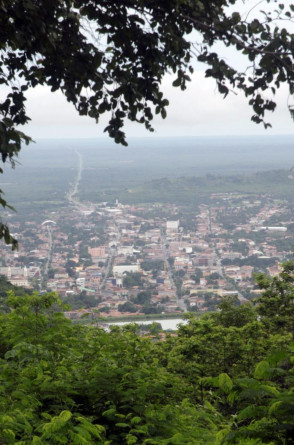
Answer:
[99, 248, 116, 290]
[99, 218, 121, 290]
[160, 233, 187, 312]
[43, 225, 53, 283]
[68, 150, 83, 205]
[208, 207, 248, 303]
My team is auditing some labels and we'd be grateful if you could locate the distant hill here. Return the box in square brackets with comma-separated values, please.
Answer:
[2, 135, 294, 208]
[84, 169, 294, 205]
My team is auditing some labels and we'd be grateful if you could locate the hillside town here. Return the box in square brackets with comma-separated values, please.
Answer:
[1, 191, 293, 319]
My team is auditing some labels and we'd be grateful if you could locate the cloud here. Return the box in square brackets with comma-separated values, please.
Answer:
[150, 73, 294, 137]
[9, 71, 294, 139]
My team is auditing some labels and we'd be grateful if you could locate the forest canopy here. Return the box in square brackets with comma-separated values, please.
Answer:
[1, 261, 294, 443]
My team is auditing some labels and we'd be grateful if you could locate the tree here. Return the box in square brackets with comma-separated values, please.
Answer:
[141, 260, 164, 272]
[122, 272, 143, 289]
[192, 268, 203, 284]
[0, 274, 29, 313]
[118, 301, 137, 313]
[133, 290, 151, 305]
[2, 268, 294, 443]
[1, 291, 215, 444]
[255, 259, 294, 335]
[216, 295, 257, 328]
[2, 0, 294, 246]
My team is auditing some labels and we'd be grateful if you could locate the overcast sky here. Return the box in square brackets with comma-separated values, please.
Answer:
[22, 72, 294, 140]
[4, 0, 294, 140]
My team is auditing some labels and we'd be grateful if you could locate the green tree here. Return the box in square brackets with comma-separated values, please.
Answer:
[0, 291, 222, 444]
[217, 348, 294, 444]
[255, 259, 294, 335]
[122, 272, 143, 289]
[133, 290, 151, 305]
[3, 266, 294, 444]
[0, 275, 29, 313]
[216, 296, 257, 328]
[47, 268, 56, 279]
[118, 301, 137, 313]
[141, 260, 164, 272]
[192, 268, 203, 284]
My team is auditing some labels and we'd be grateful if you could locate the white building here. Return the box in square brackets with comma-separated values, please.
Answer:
[166, 220, 179, 231]
[117, 246, 134, 256]
[76, 277, 86, 287]
[260, 226, 287, 232]
[113, 264, 140, 276]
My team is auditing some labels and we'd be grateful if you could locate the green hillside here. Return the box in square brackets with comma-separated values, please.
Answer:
[82, 169, 294, 205]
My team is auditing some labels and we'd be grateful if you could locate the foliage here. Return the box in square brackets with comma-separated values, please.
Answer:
[0, 291, 221, 443]
[0, 274, 30, 313]
[132, 290, 152, 305]
[141, 303, 165, 315]
[191, 268, 203, 284]
[96, 169, 294, 207]
[2, 260, 294, 442]
[216, 296, 257, 328]
[255, 259, 294, 335]
[123, 272, 144, 289]
[140, 260, 164, 272]
[117, 301, 137, 313]
[63, 292, 101, 310]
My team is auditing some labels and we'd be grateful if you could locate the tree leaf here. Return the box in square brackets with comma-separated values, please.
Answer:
[254, 361, 270, 380]
[218, 373, 233, 393]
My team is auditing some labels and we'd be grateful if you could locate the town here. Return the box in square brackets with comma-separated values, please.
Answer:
[1, 190, 293, 320]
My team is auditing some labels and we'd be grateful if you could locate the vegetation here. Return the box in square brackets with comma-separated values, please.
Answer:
[114, 170, 294, 205]
[62, 292, 101, 310]
[122, 272, 144, 289]
[140, 260, 164, 273]
[0, 275, 30, 312]
[4, 145, 294, 214]
[2, 260, 294, 443]
[132, 291, 152, 305]
[117, 301, 137, 313]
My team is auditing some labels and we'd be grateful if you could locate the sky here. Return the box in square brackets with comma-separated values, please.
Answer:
[4, 0, 294, 141]
[23, 74, 294, 140]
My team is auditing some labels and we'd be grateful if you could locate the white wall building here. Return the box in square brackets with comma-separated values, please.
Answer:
[76, 277, 86, 287]
[260, 226, 287, 232]
[117, 246, 134, 256]
[166, 220, 179, 231]
[113, 264, 140, 276]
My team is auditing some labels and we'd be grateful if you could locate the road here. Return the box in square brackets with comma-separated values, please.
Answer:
[160, 233, 187, 312]
[208, 206, 248, 303]
[99, 217, 121, 290]
[99, 247, 116, 290]
[68, 150, 83, 205]
[42, 225, 53, 284]
[41, 150, 82, 286]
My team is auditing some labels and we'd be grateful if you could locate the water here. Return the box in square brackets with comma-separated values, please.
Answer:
[107, 318, 187, 331]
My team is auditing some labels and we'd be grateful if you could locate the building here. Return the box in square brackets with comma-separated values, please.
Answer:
[113, 264, 140, 276]
[166, 220, 179, 231]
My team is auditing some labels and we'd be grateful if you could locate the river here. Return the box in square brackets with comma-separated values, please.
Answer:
[107, 318, 187, 331]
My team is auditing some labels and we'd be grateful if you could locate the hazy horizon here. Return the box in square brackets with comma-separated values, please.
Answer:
[1, 134, 294, 208]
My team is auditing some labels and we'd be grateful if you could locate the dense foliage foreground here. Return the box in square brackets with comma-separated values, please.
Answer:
[1, 263, 294, 444]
